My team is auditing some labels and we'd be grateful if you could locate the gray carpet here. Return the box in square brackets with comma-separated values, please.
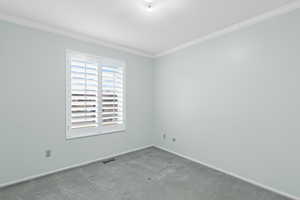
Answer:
[0, 147, 292, 200]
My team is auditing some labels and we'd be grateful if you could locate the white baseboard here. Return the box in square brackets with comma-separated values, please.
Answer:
[0, 145, 153, 188]
[154, 145, 299, 200]
[2, 144, 298, 200]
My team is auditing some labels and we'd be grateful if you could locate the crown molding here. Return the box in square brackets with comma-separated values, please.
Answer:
[0, 13, 155, 58]
[1, 1, 299, 59]
[155, 1, 300, 58]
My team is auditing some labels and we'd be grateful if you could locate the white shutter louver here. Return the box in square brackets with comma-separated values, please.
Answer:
[102, 64, 124, 126]
[70, 58, 99, 129]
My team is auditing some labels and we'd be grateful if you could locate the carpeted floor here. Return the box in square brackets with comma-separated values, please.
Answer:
[0, 147, 292, 200]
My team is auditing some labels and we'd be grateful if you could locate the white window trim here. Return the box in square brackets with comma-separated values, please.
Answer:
[65, 50, 126, 139]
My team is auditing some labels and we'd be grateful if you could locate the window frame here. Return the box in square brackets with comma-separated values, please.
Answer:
[65, 50, 126, 139]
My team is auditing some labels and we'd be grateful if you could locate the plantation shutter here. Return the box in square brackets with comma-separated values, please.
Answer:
[101, 62, 124, 127]
[70, 57, 99, 129]
[66, 51, 125, 139]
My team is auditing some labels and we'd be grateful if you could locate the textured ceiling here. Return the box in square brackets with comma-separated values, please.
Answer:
[0, 0, 297, 56]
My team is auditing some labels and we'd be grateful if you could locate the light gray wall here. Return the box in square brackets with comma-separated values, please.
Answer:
[153, 9, 300, 197]
[1, 8, 299, 199]
[0, 20, 153, 185]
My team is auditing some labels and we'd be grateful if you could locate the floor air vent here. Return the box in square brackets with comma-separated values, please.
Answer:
[102, 158, 116, 164]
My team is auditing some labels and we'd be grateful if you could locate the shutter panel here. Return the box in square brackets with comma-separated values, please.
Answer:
[66, 51, 125, 138]
[101, 64, 124, 126]
[71, 58, 99, 129]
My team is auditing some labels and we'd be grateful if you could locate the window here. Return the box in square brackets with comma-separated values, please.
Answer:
[101, 61, 124, 132]
[66, 50, 125, 139]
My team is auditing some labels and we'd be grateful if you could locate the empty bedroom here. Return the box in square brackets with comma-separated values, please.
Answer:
[0, 0, 299, 199]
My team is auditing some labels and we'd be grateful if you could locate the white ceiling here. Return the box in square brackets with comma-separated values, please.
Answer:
[0, 0, 297, 56]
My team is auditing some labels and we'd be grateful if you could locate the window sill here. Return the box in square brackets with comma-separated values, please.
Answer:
[66, 129, 125, 140]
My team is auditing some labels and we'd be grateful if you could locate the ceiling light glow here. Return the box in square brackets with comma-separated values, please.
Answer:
[147, 4, 153, 12]
[144, 0, 153, 12]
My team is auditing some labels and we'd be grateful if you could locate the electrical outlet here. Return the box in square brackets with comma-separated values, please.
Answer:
[45, 150, 52, 158]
